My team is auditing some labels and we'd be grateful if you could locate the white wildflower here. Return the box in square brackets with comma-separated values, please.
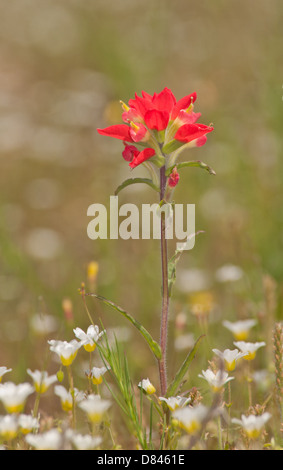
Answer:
[78, 394, 111, 423]
[159, 396, 191, 411]
[223, 319, 257, 341]
[138, 378, 156, 395]
[212, 348, 247, 371]
[173, 404, 208, 434]
[0, 382, 34, 413]
[232, 413, 271, 439]
[27, 369, 57, 394]
[0, 415, 18, 440]
[233, 341, 266, 361]
[25, 428, 63, 450]
[198, 369, 234, 392]
[18, 414, 39, 434]
[48, 339, 82, 366]
[54, 385, 84, 412]
[73, 325, 105, 352]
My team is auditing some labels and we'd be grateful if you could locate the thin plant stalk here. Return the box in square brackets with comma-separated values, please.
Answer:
[226, 380, 232, 444]
[67, 365, 76, 429]
[158, 165, 169, 397]
[32, 391, 41, 418]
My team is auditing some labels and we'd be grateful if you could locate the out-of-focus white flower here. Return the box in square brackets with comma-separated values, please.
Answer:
[0, 367, 12, 383]
[138, 378, 156, 395]
[177, 268, 211, 293]
[78, 394, 111, 423]
[73, 325, 105, 352]
[252, 370, 272, 392]
[27, 369, 57, 394]
[159, 396, 191, 411]
[0, 415, 18, 440]
[67, 430, 102, 450]
[173, 404, 208, 434]
[54, 385, 84, 412]
[223, 319, 257, 341]
[89, 366, 109, 385]
[0, 382, 34, 413]
[198, 369, 234, 392]
[25, 428, 63, 450]
[215, 264, 244, 283]
[18, 414, 39, 435]
[233, 341, 266, 361]
[232, 413, 271, 439]
[212, 348, 247, 371]
[48, 339, 82, 366]
[174, 333, 195, 351]
[30, 313, 58, 336]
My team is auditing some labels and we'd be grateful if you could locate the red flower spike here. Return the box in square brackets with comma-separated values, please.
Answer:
[97, 88, 213, 169]
[129, 148, 156, 169]
[174, 123, 214, 143]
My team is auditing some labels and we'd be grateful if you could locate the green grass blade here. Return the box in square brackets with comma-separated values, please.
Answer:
[166, 335, 205, 397]
[86, 293, 162, 360]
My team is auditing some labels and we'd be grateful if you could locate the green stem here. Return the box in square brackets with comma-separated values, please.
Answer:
[32, 392, 41, 418]
[218, 416, 223, 450]
[158, 165, 169, 397]
[67, 365, 76, 429]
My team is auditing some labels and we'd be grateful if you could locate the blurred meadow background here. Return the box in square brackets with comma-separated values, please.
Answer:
[0, 0, 282, 447]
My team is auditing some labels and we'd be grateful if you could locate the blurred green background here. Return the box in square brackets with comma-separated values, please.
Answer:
[0, 0, 282, 390]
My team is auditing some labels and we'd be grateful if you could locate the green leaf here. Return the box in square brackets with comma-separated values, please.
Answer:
[166, 335, 205, 397]
[114, 178, 160, 195]
[86, 293, 162, 360]
[166, 160, 216, 176]
[162, 140, 184, 154]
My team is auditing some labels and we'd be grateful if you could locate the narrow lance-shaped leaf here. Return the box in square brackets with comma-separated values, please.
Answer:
[115, 178, 160, 196]
[166, 335, 205, 397]
[166, 160, 216, 176]
[86, 293, 162, 360]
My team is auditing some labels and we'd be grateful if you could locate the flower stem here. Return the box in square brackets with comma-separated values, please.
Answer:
[158, 165, 169, 397]
[32, 392, 41, 418]
[67, 365, 76, 429]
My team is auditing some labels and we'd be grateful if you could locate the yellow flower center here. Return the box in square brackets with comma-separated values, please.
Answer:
[181, 419, 201, 435]
[60, 351, 77, 366]
[146, 384, 156, 395]
[0, 430, 18, 440]
[5, 403, 24, 414]
[225, 360, 236, 372]
[243, 351, 256, 361]
[246, 428, 261, 440]
[61, 400, 73, 412]
[88, 412, 104, 423]
[234, 331, 249, 341]
[84, 343, 96, 353]
[20, 427, 32, 435]
[92, 376, 103, 385]
[35, 383, 48, 394]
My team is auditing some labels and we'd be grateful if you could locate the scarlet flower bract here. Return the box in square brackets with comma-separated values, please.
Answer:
[97, 87, 213, 170]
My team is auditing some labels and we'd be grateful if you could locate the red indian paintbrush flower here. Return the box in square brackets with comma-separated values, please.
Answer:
[97, 87, 213, 172]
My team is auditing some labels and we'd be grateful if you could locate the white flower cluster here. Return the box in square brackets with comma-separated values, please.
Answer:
[0, 323, 111, 449]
